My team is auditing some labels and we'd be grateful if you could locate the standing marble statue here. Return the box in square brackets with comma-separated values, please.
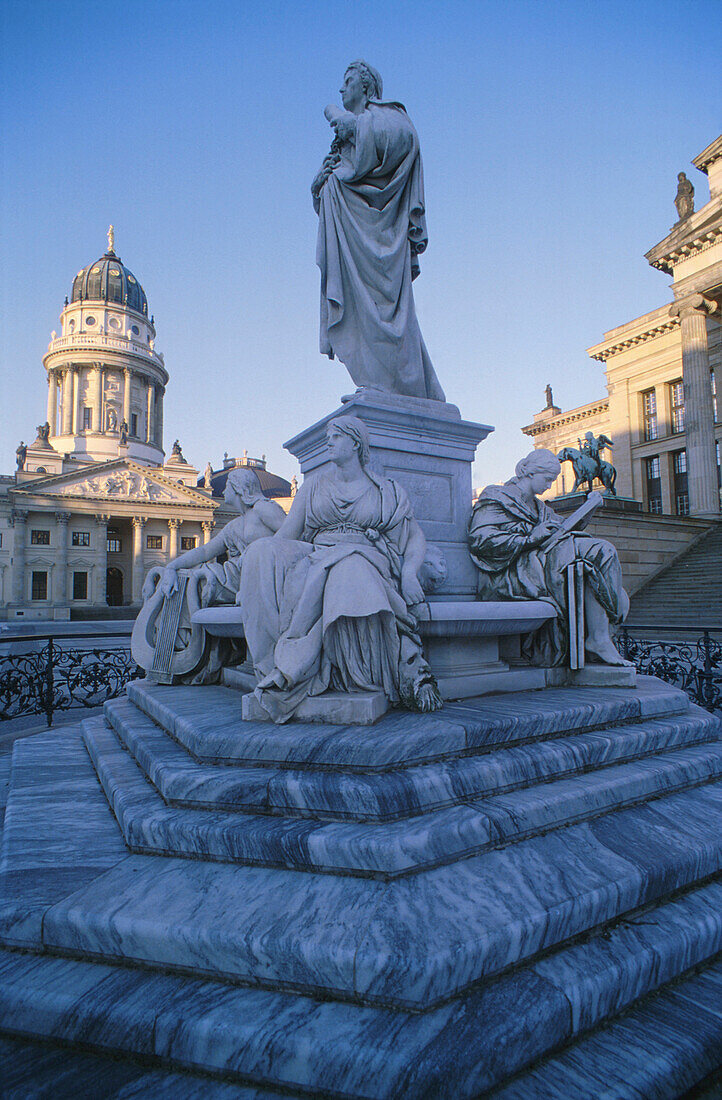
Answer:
[239, 416, 442, 722]
[469, 449, 630, 667]
[674, 172, 695, 221]
[312, 61, 445, 402]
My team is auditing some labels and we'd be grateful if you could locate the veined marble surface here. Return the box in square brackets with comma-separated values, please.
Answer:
[490, 959, 722, 1099]
[105, 695, 721, 822]
[6, 730, 718, 1007]
[126, 677, 690, 770]
[84, 715, 722, 877]
[1, 888, 722, 1097]
[0, 732, 128, 946]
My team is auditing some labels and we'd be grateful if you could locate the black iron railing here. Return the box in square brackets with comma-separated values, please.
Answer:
[0, 632, 142, 727]
[614, 627, 722, 714]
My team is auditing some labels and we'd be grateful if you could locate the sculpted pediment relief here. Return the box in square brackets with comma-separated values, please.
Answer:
[15, 462, 210, 507]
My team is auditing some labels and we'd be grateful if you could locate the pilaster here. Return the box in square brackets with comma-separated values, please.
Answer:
[669, 293, 720, 515]
[94, 514, 110, 605]
[201, 520, 215, 545]
[168, 518, 180, 559]
[9, 509, 28, 605]
[54, 512, 71, 605]
[123, 368, 132, 427]
[131, 516, 147, 603]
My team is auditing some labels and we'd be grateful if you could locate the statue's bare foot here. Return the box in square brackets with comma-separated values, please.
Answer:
[340, 386, 386, 404]
[585, 638, 633, 666]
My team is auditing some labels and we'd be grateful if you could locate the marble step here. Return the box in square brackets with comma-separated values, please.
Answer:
[489, 959, 722, 1099]
[2, 887, 722, 1098]
[3, 733, 715, 1008]
[84, 715, 722, 877]
[125, 677, 691, 770]
[0, 1034, 288, 1100]
[105, 694, 721, 822]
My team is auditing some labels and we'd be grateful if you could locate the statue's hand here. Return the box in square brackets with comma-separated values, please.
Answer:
[160, 567, 178, 598]
[333, 117, 355, 144]
[401, 567, 425, 608]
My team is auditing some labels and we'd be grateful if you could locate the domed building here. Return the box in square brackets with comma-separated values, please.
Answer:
[44, 227, 167, 466]
[0, 230, 294, 619]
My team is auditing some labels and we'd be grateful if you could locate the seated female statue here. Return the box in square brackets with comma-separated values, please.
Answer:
[132, 468, 285, 684]
[239, 415, 442, 722]
[158, 467, 285, 606]
[469, 449, 630, 667]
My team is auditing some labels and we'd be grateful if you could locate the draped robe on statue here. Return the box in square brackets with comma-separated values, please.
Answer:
[316, 102, 446, 401]
[469, 483, 626, 666]
[240, 472, 430, 722]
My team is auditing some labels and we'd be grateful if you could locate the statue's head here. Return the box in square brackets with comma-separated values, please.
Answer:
[343, 60, 383, 107]
[327, 415, 371, 467]
[514, 448, 561, 493]
[225, 466, 264, 507]
[678, 172, 686, 181]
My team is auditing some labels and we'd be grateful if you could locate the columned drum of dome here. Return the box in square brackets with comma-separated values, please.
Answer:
[43, 228, 169, 466]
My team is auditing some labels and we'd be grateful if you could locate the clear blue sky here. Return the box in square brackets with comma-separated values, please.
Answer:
[1, 0, 720, 488]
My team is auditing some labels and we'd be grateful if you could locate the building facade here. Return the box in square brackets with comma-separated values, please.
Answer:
[523, 135, 722, 518]
[0, 231, 292, 620]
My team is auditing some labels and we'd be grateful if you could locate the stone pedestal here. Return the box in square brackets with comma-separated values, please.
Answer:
[285, 394, 492, 599]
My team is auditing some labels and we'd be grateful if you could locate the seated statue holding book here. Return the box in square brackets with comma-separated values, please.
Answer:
[469, 449, 630, 667]
[131, 468, 285, 683]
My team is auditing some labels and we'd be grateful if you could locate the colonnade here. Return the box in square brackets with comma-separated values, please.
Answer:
[47, 364, 165, 444]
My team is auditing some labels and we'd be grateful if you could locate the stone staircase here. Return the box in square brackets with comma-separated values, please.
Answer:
[628, 522, 722, 629]
[1, 677, 722, 1096]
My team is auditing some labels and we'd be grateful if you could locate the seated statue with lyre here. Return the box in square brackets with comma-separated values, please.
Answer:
[131, 468, 286, 684]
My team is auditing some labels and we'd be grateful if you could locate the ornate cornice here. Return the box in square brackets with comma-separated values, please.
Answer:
[522, 400, 609, 437]
[648, 224, 722, 275]
[589, 318, 680, 362]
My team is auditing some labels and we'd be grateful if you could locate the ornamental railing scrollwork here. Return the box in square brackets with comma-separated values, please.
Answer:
[614, 627, 722, 715]
[0, 633, 143, 726]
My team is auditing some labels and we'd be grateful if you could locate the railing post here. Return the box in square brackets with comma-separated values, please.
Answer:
[44, 636, 54, 728]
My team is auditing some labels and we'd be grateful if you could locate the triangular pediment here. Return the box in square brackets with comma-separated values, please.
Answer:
[12, 459, 213, 508]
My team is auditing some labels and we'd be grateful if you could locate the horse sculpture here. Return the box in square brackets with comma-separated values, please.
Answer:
[557, 446, 617, 495]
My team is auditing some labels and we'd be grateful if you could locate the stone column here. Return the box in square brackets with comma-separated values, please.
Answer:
[131, 516, 147, 603]
[54, 511, 71, 605]
[61, 368, 73, 435]
[94, 514, 110, 606]
[168, 518, 180, 559]
[47, 371, 58, 434]
[123, 368, 132, 428]
[146, 381, 155, 443]
[659, 454, 674, 515]
[9, 509, 27, 605]
[94, 364, 104, 434]
[155, 385, 164, 447]
[201, 520, 215, 545]
[669, 294, 720, 516]
[71, 367, 81, 435]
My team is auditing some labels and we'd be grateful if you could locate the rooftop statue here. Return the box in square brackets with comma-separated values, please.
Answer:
[469, 449, 630, 667]
[239, 415, 443, 722]
[674, 171, 695, 222]
[558, 432, 617, 495]
[312, 61, 445, 402]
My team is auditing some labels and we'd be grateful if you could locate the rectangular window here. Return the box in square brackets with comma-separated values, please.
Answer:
[31, 571, 48, 600]
[131, 413, 138, 436]
[712, 370, 718, 423]
[107, 527, 122, 553]
[645, 455, 662, 514]
[181, 537, 197, 550]
[642, 389, 657, 441]
[0, 533, 3, 548]
[72, 571, 88, 600]
[82, 407, 92, 430]
[670, 381, 685, 434]
[673, 449, 689, 515]
[146, 535, 163, 550]
[30, 529, 50, 545]
[72, 531, 90, 547]
[717, 442, 721, 488]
